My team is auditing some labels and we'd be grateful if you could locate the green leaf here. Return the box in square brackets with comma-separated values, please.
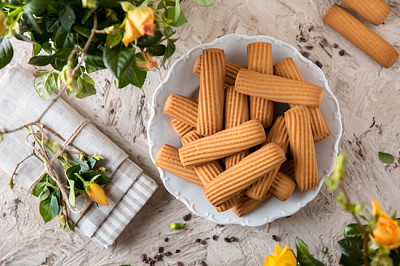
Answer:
[22, 12, 42, 34]
[166, 8, 187, 27]
[174, 0, 181, 24]
[81, 171, 112, 185]
[131, 63, 147, 88]
[53, 48, 73, 60]
[344, 224, 363, 238]
[164, 27, 174, 38]
[68, 179, 75, 207]
[73, 24, 91, 38]
[85, 54, 105, 69]
[76, 74, 96, 99]
[103, 44, 135, 78]
[45, 17, 60, 32]
[378, 152, 394, 164]
[39, 194, 59, 223]
[28, 55, 53, 66]
[55, 27, 75, 48]
[136, 31, 163, 49]
[51, 58, 67, 71]
[106, 33, 122, 48]
[32, 174, 49, 197]
[25, 0, 48, 15]
[41, 42, 53, 54]
[14, 33, 37, 44]
[97, 0, 120, 8]
[337, 237, 363, 258]
[160, 38, 176, 66]
[0, 36, 13, 69]
[34, 72, 59, 100]
[37, 186, 50, 202]
[59, 5, 76, 31]
[33, 44, 42, 55]
[147, 44, 166, 56]
[189, 0, 215, 6]
[295, 237, 324, 266]
[338, 254, 363, 266]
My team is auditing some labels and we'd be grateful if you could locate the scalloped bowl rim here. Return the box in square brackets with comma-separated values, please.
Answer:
[147, 34, 342, 226]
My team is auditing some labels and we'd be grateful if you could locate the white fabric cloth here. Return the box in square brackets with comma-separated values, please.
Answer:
[0, 66, 157, 248]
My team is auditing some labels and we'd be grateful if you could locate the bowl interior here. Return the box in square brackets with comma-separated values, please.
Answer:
[147, 34, 342, 226]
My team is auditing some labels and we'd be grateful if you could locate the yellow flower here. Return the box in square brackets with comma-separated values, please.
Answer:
[136, 52, 157, 69]
[370, 199, 400, 249]
[122, 7, 155, 47]
[86, 183, 108, 206]
[264, 243, 297, 266]
[0, 12, 8, 35]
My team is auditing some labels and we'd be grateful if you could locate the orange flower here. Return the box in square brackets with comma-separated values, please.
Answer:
[86, 183, 108, 206]
[0, 12, 7, 35]
[264, 243, 297, 266]
[370, 199, 400, 249]
[136, 52, 157, 69]
[122, 7, 155, 47]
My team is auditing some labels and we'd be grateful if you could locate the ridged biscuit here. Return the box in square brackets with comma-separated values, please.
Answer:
[340, 0, 391, 26]
[274, 58, 331, 142]
[323, 4, 398, 68]
[235, 69, 323, 107]
[203, 142, 286, 206]
[246, 116, 289, 200]
[269, 172, 296, 201]
[179, 120, 266, 168]
[197, 48, 226, 135]
[155, 144, 203, 187]
[180, 130, 202, 146]
[223, 86, 249, 169]
[232, 194, 264, 217]
[285, 106, 318, 191]
[247, 42, 274, 128]
[171, 118, 194, 137]
[193, 55, 244, 86]
[280, 158, 295, 180]
[164, 94, 198, 127]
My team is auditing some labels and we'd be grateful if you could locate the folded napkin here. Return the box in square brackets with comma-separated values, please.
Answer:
[0, 66, 157, 248]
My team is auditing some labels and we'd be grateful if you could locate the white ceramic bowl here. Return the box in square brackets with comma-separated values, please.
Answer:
[147, 34, 342, 226]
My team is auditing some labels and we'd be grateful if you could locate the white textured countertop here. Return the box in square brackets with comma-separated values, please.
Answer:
[1, 0, 399, 265]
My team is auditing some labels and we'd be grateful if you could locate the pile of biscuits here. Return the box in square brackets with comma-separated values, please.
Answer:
[155, 42, 331, 217]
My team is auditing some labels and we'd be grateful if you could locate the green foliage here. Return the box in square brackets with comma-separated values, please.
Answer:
[295, 237, 324, 266]
[0, 36, 13, 69]
[344, 224, 363, 238]
[378, 152, 395, 164]
[338, 237, 364, 265]
[34, 71, 60, 100]
[189, 0, 215, 6]
[325, 153, 347, 191]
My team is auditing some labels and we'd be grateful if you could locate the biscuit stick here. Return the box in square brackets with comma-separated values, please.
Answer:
[235, 69, 323, 107]
[171, 118, 194, 137]
[164, 94, 198, 127]
[269, 172, 296, 201]
[155, 144, 203, 187]
[197, 48, 226, 135]
[193, 55, 244, 86]
[180, 131, 238, 212]
[232, 194, 264, 217]
[285, 106, 318, 191]
[179, 120, 266, 168]
[223, 86, 249, 169]
[340, 0, 391, 26]
[247, 42, 274, 128]
[323, 4, 398, 68]
[274, 58, 331, 142]
[246, 116, 289, 200]
[204, 142, 286, 206]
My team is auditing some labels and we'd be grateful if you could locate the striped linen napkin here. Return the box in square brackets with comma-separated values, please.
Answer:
[0, 66, 157, 248]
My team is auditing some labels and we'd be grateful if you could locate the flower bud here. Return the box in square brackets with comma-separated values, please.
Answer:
[86, 183, 108, 206]
[169, 223, 186, 230]
[0, 12, 8, 35]
[122, 7, 155, 47]
[59, 214, 66, 229]
[136, 52, 157, 70]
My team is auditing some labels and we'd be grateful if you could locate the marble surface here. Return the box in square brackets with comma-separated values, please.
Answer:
[0, 0, 399, 265]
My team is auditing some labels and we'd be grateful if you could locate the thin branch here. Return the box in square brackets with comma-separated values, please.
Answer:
[8, 152, 37, 188]
[340, 184, 369, 266]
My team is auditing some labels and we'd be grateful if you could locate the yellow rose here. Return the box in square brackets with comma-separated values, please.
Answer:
[0, 12, 8, 35]
[122, 7, 155, 47]
[370, 199, 400, 249]
[136, 52, 157, 69]
[264, 243, 297, 266]
[86, 183, 108, 206]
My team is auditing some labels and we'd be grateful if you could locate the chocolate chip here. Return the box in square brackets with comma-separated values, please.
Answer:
[195, 238, 201, 243]
[200, 240, 207, 245]
[154, 254, 163, 261]
[272, 235, 280, 242]
[333, 43, 339, 48]
[315, 60, 322, 68]
[164, 251, 172, 256]
[159, 246, 164, 253]
[301, 51, 310, 58]
[164, 237, 169, 242]
[140, 254, 147, 262]
[308, 25, 314, 32]
[224, 237, 230, 243]
[217, 224, 225, 227]
[299, 37, 307, 43]
[200, 261, 208, 266]
[175, 249, 181, 253]
[306, 45, 314, 50]
[150, 261, 155, 266]
[321, 38, 328, 46]
[229, 237, 238, 242]
[339, 50, 345, 56]
[177, 262, 184, 266]
[212, 235, 219, 241]
[183, 213, 192, 221]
